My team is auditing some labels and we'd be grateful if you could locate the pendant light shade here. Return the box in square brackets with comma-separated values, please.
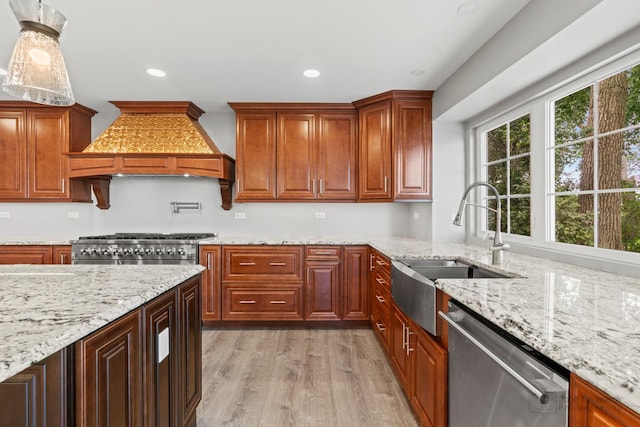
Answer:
[2, 0, 74, 106]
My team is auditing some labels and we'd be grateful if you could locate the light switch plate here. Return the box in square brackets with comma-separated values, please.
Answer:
[67, 211, 80, 219]
[315, 212, 326, 219]
[0, 212, 9, 219]
[235, 212, 246, 220]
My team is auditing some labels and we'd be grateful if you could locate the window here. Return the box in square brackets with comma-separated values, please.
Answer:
[550, 64, 640, 252]
[483, 115, 531, 236]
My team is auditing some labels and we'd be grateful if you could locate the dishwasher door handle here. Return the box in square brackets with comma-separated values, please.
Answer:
[439, 310, 549, 404]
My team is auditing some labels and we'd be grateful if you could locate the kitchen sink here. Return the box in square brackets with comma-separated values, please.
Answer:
[390, 258, 511, 336]
[396, 258, 511, 280]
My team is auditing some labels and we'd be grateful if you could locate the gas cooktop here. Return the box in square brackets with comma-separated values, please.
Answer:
[76, 233, 217, 241]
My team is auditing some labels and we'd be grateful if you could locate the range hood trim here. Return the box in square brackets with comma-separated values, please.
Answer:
[65, 101, 235, 210]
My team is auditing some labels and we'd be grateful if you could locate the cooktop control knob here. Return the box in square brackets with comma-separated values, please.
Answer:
[178, 248, 186, 256]
[145, 248, 154, 256]
[134, 248, 143, 256]
[156, 248, 165, 255]
[101, 248, 112, 256]
[166, 248, 176, 256]
[80, 248, 90, 256]
[113, 248, 123, 256]
[123, 248, 133, 256]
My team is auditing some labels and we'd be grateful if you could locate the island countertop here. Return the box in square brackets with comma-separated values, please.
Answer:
[0, 264, 204, 383]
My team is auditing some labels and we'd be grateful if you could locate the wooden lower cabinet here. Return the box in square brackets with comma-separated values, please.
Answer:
[387, 300, 447, 427]
[390, 305, 412, 394]
[305, 246, 341, 321]
[570, 374, 640, 426]
[144, 288, 179, 427]
[52, 245, 71, 264]
[410, 322, 447, 427]
[0, 348, 70, 427]
[75, 309, 143, 427]
[76, 276, 202, 427]
[342, 246, 369, 320]
[199, 245, 221, 322]
[178, 278, 202, 427]
[0, 245, 52, 264]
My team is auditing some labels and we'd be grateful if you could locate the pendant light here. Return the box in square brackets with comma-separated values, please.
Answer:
[2, 0, 74, 106]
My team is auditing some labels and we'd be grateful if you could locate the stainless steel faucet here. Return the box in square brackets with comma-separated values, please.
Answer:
[453, 181, 510, 265]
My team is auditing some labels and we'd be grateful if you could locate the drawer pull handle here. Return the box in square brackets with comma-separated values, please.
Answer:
[239, 300, 256, 304]
[376, 260, 388, 266]
[270, 300, 287, 304]
[376, 277, 386, 285]
[269, 262, 287, 266]
[376, 295, 386, 303]
[376, 322, 387, 332]
[315, 251, 333, 255]
[239, 262, 256, 266]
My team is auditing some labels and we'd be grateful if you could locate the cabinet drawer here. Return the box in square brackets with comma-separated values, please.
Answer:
[305, 246, 341, 259]
[372, 280, 391, 312]
[223, 287, 304, 321]
[373, 269, 391, 292]
[222, 246, 304, 282]
[371, 304, 391, 352]
[374, 252, 391, 276]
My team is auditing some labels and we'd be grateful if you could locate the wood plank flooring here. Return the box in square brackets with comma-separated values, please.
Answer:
[196, 327, 420, 427]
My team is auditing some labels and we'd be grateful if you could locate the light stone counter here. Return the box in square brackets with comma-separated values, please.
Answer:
[205, 236, 640, 414]
[0, 264, 204, 383]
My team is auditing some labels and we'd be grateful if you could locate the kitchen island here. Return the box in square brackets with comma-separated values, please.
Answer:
[0, 264, 204, 426]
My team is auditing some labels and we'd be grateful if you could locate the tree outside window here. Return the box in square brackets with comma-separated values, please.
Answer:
[551, 64, 640, 252]
[484, 115, 531, 236]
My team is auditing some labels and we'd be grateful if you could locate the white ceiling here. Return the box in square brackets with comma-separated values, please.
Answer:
[0, 0, 530, 116]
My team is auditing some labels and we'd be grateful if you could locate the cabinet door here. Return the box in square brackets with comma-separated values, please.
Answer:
[411, 324, 447, 427]
[342, 246, 369, 320]
[0, 348, 69, 427]
[277, 112, 316, 199]
[305, 260, 341, 320]
[52, 245, 72, 264]
[235, 112, 277, 201]
[27, 110, 69, 199]
[0, 245, 52, 264]
[0, 110, 27, 199]
[358, 101, 392, 200]
[144, 289, 179, 427]
[393, 99, 432, 200]
[199, 245, 221, 322]
[390, 305, 412, 394]
[76, 309, 143, 427]
[570, 374, 640, 426]
[317, 112, 357, 200]
[178, 277, 202, 427]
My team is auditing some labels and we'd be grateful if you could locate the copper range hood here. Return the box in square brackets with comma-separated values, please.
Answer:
[67, 101, 235, 210]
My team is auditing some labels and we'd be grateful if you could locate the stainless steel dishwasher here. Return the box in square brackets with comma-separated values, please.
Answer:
[439, 301, 569, 427]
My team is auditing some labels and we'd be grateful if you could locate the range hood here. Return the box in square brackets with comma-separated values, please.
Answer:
[67, 101, 235, 210]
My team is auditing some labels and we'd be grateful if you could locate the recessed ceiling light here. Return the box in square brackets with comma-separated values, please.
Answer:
[146, 68, 166, 77]
[410, 69, 425, 76]
[303, 69, 320, 78]
[457, 1, 478, 15]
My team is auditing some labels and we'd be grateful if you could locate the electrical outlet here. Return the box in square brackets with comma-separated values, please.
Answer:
[315, 212, 326, 219]
[413, 212, 419, 220]
[68, 211, 80, 219]
[234, 212, 246, 220]
[0, 211, 9, 219]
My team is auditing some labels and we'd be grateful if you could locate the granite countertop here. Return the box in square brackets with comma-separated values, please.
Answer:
[0, 264, 204, 383]
[2, 235, 639, 413]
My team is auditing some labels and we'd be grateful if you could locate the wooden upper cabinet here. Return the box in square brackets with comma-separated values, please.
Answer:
[357, 101, 392, 200]
[277, 112, 316, 199]
[0, 102, 96, 203]
[393, 98, 432, 200]
[354, 90, 433, 201]
[234, 111, 277, 201]
[229, 103, 357, 202]
[0, 110, 26, 198]
[317, 112, 357, 200]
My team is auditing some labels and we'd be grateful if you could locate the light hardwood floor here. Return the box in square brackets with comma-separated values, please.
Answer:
[196, 327, 420, 427]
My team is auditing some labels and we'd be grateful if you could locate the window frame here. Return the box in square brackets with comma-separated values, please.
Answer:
[468, 48, 640, 270]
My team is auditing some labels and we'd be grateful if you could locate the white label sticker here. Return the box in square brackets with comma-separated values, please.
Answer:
[158, 327, 169, 363]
